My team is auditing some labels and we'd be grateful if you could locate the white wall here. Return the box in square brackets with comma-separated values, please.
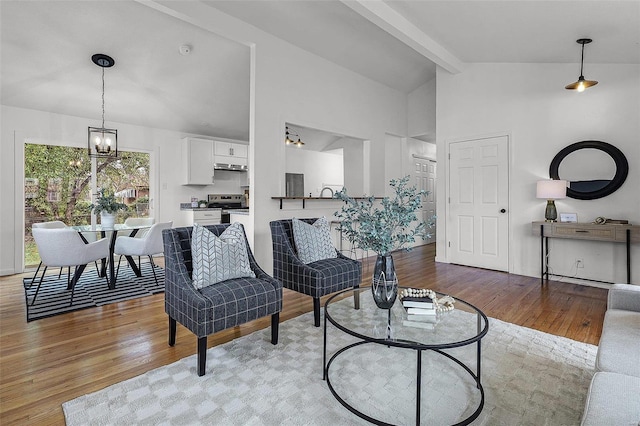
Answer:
[386, 137, 437, 194]
[207, 169, 248, 195]
[384, 134, 403, 190]
[404, 138, 436, 175]
[326, 137, 367, 196]
[408, 79, 436, 142]
[285, 148, 343, 197]
[341, 141, 367, 196]
[385, 136, 437, 192]
[436, 63, 640, 284]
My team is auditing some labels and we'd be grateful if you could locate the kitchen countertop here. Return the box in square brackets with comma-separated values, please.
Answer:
[179, 207, 222, 211]
[228, 209, 250, 215]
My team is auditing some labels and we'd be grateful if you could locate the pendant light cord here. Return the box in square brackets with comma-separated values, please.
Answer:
[579, 42, 585, 77]
[101, 67, 106, 129]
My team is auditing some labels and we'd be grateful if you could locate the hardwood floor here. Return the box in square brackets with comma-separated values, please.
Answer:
[0, 244, 607, 425]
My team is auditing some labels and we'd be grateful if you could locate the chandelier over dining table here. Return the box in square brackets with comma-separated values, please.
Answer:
[88, 53, 118, 157]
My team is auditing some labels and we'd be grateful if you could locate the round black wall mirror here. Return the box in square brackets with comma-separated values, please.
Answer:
[549, 140, 628, 200]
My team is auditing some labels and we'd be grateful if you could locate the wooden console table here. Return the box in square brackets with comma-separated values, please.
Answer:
[532, 221, 640, 285]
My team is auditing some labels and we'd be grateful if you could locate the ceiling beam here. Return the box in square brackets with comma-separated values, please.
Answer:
[341, 0, 464, 74]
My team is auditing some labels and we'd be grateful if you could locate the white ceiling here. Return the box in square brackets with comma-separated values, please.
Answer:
[208, 0, 437, 93]
[384, 1, 640, 64]
[1, 1, 639, 142]
[1, 0, 250, 140]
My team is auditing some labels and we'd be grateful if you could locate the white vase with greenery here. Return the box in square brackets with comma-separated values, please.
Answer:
[90, 189, 126, 228]
[334, 176, 434, 308]
[99, 212, 116, 228]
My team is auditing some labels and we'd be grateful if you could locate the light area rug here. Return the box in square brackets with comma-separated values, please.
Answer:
[63, 299, 597, 426]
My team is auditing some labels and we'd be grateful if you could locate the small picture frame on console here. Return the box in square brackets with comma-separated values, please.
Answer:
[560, 213, 578, 223]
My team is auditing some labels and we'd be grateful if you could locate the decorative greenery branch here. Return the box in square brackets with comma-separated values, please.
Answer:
[90, 189, 126, 215]
[334, 176, 435, 256]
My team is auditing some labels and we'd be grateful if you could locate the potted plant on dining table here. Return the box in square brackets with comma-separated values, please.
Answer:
[90, 189, 126, 228]
[334, 176, 435, 309]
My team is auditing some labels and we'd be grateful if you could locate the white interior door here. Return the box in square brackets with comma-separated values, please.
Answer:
[413, 156, 436, 243]
[448, 136, 509, 271]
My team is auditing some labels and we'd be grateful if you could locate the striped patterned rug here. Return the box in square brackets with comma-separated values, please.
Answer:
[23, 262, 164, 322]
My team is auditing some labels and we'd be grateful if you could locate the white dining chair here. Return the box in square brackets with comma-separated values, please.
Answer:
[30, 227, 110, 306]
[114, 221, 172, 285]
[123, 217, 155, 268]
[29, 221, 67, 286]
[124, 217, 155, 237]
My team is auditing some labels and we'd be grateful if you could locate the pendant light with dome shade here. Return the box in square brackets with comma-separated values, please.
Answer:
[565, 38, 598, 92]
[88, 53, 118, 157]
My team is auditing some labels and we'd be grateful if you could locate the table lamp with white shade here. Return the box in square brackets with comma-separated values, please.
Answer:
[536, 180, 567, 222]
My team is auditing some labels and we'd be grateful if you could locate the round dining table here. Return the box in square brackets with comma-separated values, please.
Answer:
[70, 223, 152, 289]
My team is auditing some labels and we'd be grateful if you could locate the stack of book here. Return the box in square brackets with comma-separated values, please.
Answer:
[401, 294, 437, 328]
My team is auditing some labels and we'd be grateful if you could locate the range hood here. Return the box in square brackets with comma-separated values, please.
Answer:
[214, 162, 247, 171]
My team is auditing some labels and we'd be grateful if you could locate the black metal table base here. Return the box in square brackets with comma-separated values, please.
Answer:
[323, 289, 488, 426]
[323, 339, 484, 426]
[71, 228, 142, 289]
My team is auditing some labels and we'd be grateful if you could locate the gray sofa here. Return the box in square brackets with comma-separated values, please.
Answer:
[581, 284, 640, 426]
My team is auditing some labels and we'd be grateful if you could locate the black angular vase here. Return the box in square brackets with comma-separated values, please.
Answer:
[371, 254, 398, 309]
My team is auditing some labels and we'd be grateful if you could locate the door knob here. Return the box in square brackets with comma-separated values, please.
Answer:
[500, 208, 506, 213]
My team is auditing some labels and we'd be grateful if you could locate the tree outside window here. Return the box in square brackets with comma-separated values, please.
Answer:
[24, 144, 150, 267]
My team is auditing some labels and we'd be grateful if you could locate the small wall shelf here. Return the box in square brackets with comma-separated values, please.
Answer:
[272, 196, 382, 209]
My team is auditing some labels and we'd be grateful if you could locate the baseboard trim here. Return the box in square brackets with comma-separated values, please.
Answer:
[0, 268, 17, 277]
[545, 275, 614, 289]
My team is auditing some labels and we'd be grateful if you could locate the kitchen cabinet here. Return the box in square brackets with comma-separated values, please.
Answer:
[214, 141, 248, 167]
[193, 209, 222, 226]
[215, 141, 248, 158]
[182, 138, 214, 185]
[230, 210, 253, 250]
[183, 209, 222, 226]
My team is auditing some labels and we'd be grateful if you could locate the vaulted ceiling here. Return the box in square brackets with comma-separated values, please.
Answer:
[2, 1, 638, 141]
[1, 1, 250, 140]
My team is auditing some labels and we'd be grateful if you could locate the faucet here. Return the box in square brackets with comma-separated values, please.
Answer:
[320, 187, 334, 198]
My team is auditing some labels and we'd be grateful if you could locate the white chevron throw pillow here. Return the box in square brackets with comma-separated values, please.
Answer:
[292, 217, 338, 264]
[191, 223, 255, 289]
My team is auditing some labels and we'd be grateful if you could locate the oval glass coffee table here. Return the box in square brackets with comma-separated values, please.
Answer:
[323, 287, 489, 425]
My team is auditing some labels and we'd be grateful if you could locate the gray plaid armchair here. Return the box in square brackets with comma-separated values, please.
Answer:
[163, 224, 282, 376]
[270, 219, 361, 327]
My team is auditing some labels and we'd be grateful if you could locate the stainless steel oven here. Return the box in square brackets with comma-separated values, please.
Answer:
[207, 194, 245, 223]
